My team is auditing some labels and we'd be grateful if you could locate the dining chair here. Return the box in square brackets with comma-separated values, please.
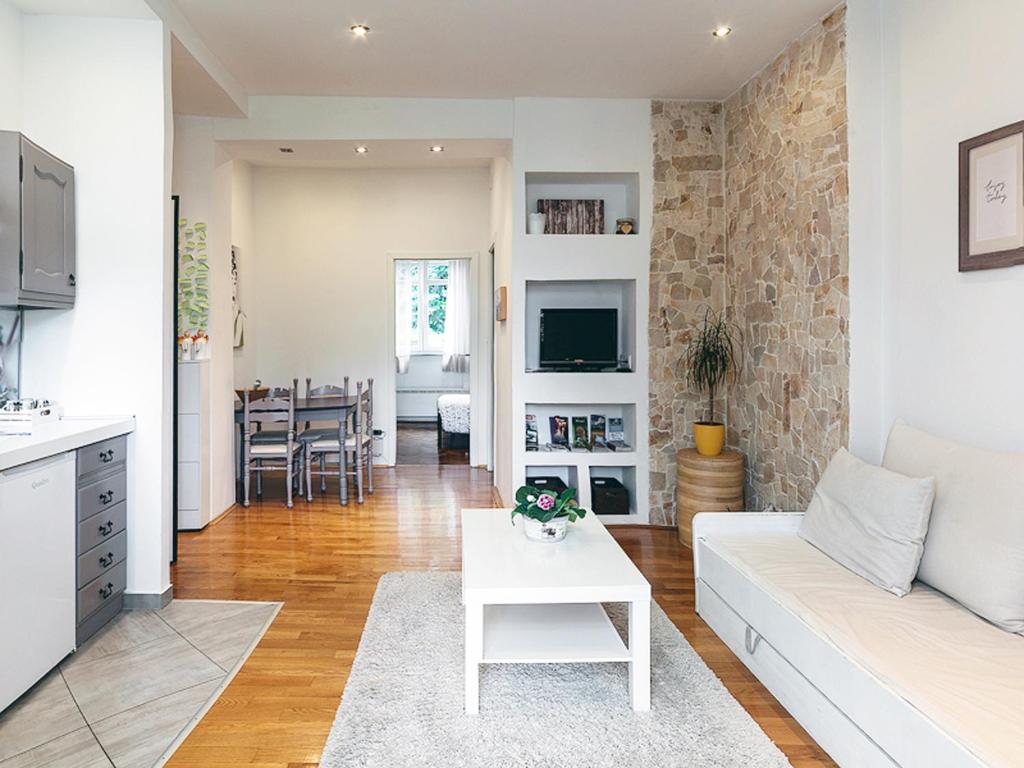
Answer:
[298, 377, 349, 494]
[248, 380, 303, 497]
[305, 379, 373, 504]
[242, 388, 301, 508]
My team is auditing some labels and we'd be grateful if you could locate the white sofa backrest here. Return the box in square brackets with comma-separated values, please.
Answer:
[883, 420, 1024, 633]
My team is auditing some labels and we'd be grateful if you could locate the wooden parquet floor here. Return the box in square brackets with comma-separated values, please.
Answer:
[168, 466, 834, 768]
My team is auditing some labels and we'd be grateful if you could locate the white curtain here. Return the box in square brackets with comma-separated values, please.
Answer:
[395, 261, 415, 373]
[442, 258, 471, 373]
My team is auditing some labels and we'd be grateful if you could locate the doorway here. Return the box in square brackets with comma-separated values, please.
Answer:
[387, 252, 490, 467]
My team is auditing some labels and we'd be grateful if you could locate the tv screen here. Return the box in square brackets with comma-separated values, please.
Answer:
[539, 308, 618, 370]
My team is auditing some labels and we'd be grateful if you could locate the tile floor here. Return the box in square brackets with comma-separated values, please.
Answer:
[0, 600, 280, 768]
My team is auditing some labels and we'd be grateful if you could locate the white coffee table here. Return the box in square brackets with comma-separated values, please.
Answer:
[461, 508, 651, 714]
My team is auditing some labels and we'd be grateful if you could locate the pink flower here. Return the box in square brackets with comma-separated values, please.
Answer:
[536, 494, 555, 511]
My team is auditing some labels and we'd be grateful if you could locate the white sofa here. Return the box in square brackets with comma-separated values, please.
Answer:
[693, 426, 1024, 768]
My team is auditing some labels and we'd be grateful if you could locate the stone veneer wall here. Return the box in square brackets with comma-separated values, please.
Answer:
[649, 101, 726, 526]
[649, 7, 849, 523]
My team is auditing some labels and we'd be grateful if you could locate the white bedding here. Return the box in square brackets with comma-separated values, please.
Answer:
[706, 533, 1024, 768]
[437, 393, 470, 434]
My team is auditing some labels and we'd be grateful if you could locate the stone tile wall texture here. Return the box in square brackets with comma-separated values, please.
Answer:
[649, 7, 849, 523]
[649, 101, 726, 526]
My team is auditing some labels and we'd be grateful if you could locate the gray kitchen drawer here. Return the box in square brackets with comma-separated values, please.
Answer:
[78, 501, 126, 554]
[78, 531, 127, 586]
[78, 560, 126, 621]
[77, 470, 126, 522]
[77, 436, 127, 478]
[77, 593, 122, 646]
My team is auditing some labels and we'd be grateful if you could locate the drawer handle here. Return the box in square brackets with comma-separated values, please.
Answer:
[745, 626, 763, 655]
[99, 552, 115, 568]
[99, 490, 115, 505]
[99, 582, 115, 599]
[98, 520, 115, 536]
[99, 449, 115, 463]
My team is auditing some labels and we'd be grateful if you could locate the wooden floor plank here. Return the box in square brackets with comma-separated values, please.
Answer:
[167, 466, 834, 767]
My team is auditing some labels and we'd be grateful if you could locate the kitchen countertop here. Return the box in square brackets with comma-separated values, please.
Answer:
[0, 416, 135, 472]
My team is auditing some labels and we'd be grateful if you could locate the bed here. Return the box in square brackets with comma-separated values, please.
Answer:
[437, 393, 470, 450]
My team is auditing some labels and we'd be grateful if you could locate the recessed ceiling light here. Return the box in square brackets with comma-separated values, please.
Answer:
[712, 25, 732, 38]
[430, 145, 445, 153]
[279, 147, 294, 153]
[354, 145, 369, 154]
[350, 23, 370, 37]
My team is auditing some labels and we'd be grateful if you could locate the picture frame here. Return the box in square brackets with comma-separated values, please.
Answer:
[959, 120, 1024, 272]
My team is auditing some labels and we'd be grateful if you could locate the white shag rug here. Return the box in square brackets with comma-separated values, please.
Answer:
[320, 572, 791, 768]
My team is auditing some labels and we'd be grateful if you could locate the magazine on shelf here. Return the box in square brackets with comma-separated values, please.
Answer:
[525, 414, 538, 451]
[571, 416, 589, 450]
[607, 416, 630, 450]
[589, 414, 607, 449]
[549, 415, 569, 447]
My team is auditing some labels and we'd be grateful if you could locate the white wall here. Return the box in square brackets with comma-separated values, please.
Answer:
[239, 165, 492, 465]
[846, 0, 887, 463]
[19, 14, 173, 597]
[847, 0, 1024, 455]
[396, 354, 468, 420]
[171, 116, 236, 521]
[0, 0, 21, 131]
[230, 160, 254, 383]
[490, 157, 513, 500]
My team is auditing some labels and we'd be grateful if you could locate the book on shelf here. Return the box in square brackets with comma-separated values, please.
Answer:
[549, 415, 569, 447]
[543, 443, 570, 452]
[589, 414, 607, 449]
[607, 417, 624, 443]
[525, 414, 538, 451]
[571, 416, 589, 450]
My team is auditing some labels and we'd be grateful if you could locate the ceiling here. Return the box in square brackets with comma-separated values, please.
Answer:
[171, 0, 841, 100]
[220, 139, 511, 170]
[10, 0, 153, 16]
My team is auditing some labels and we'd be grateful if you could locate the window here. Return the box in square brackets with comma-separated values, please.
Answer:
[397, 259, 449, 354]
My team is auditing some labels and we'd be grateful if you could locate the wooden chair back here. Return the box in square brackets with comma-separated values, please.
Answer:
[243, 388, 295, 441]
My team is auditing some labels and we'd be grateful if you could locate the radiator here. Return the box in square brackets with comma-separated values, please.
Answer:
[397, 388, 469, 421]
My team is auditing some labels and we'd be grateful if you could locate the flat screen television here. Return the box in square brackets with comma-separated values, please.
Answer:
[539, 308, 618, 370]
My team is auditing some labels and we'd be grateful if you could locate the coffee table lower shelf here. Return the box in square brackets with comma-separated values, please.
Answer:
[481, 603, 631, 664]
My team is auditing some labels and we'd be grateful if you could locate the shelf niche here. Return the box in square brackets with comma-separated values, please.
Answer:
[525, 279, 636, 373]
[526, 402, 635, 454]
[525, 172, 640, 235]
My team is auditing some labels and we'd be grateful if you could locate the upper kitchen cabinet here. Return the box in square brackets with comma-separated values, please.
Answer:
[0, 132, 76, 309]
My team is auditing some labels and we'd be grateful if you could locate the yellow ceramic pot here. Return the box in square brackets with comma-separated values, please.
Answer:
[693, 422, 725, 457]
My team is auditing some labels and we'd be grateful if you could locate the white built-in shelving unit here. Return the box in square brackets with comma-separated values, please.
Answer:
[509, 99, 652, 523]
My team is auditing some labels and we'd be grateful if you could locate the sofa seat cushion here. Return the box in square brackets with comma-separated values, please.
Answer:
[704, 533, 1024, 768]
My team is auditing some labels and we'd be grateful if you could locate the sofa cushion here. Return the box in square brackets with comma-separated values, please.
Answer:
[883, 420, 1024, 633]
[799, 448, 936, 596]
[700, 532, 1024, 768]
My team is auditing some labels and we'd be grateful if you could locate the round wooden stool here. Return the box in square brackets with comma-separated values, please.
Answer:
[675, 448, 745, 547]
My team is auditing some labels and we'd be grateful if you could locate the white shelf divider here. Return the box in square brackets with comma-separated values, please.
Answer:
[481, 603, 630, 664]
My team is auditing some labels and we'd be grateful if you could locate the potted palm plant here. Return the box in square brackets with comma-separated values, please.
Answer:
[682, 307, 740, 457]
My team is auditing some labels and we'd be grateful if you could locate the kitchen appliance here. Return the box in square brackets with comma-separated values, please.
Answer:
[0, 398, 61, 435]
[0, 452, 76, 712]
[539, 308, 618, 371]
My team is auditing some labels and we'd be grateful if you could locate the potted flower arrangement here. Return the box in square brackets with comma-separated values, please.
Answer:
[512, 485, 588, 542]
[681, 307, 740, 457]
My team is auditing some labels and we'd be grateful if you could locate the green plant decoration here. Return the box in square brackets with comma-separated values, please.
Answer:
[681, 306, 740, 424]
[177, 218, 210, 336]
[511, 485, 588, 524]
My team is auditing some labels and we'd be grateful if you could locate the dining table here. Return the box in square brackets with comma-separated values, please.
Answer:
[234, 395, 359, 505]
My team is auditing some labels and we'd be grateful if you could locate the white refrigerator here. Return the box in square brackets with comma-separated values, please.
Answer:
[0, 451, 76, 712]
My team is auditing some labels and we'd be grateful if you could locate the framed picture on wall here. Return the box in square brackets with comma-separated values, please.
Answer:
[959, 120, 1024, 271]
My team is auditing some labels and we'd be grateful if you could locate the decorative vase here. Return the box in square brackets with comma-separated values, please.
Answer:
[523, 516, 569, 543]
[528, 212, 547, 235]
[693, 422, 725, 457]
